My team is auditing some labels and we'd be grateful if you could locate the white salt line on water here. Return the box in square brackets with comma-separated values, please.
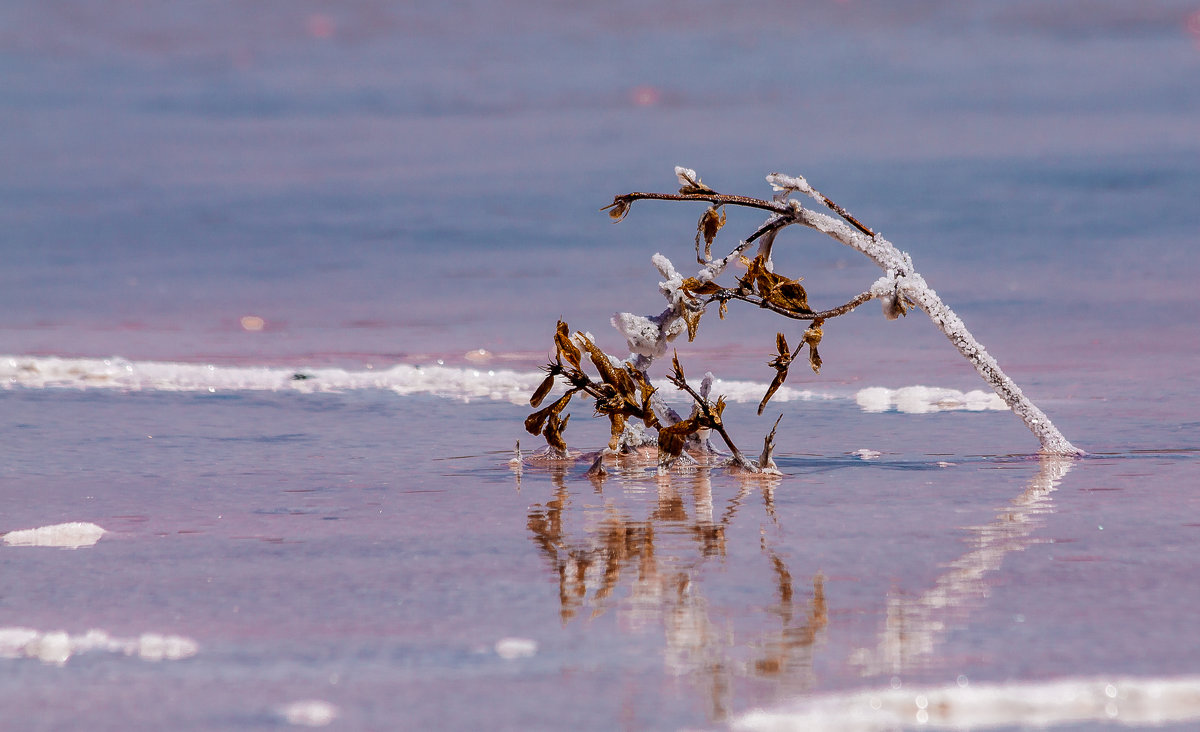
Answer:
[0, 627, 198, 666]
[3, 522, 106, 549]
[1, 355, 1006, 413]
[731, 675, 1200, 731]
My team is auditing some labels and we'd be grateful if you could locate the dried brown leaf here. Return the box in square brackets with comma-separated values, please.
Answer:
[543, 412, 570, 452]
[608, 413, 626, 451]
[524, 409, 548, 436]
[601, 196, 632, 222]
[658, 416, 700, 459]
[759, 333, 793, 416]
[744, 254, 783, 296]
[555, 320, 582, 370]
[680, 277, 723, 299]
[575, 333, 619, 386]
[695, 206, 726, 262]
[525, 390, 574, 435]
[758, 369, 788, 416]
[640, 389, 660, 428]
[578, 334, 637, 402]
[682, 305, 702, 342]
[529, 373, 556, 408]
[803, 320, 824, 374]
[770, 280, 813, 314]
[670, 351, 686, 385]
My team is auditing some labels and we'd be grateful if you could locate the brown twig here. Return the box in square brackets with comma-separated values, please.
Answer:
[667, 364, 756, 472]
[615, 191, 788, 216]
[708, 289, 876, 321]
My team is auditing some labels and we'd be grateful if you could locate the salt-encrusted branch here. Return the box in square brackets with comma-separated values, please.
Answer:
[607, 170, 1081, 456]
[790, 204, 1082, 456]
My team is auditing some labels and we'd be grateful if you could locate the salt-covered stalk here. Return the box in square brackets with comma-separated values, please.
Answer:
[606, 169, 1081, 456]
[791, 197, 1081, 456]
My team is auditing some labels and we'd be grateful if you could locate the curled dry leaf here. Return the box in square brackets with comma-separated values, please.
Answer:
[758, 332, 794, 415]
[554, 320, 582, 370]
[681, 304, 703, 342]
[658, 415, 701, 464]
[803, 319, 824, 374]
[577, 333, 637, 403]
[695, 206, 726, 262]
[680, 277, 724, 300]
[705, 395, 727, 428]
[601, 196, 632, 222]
[742, 254, 814, 315]
[769, 280, 813, 314]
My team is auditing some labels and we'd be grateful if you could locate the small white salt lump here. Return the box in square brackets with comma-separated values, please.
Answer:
[495, 637, 538, 659]
[279, 700, 338, 727]
[2, 522, 106, 549]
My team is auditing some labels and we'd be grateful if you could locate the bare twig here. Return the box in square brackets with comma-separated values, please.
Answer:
[708, 289, 876, 322]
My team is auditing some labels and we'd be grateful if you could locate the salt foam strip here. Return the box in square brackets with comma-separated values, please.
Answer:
[3, 355, 1004, 414]
[0, 627, 198, 666]
[732, 675, 1200, 731]
[3, 522, 106, 549]
[0, 354, 824, 406]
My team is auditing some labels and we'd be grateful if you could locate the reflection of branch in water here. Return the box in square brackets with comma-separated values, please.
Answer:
[524, 461, 824, 721]
[752, 559, 827, 682]
[850, 454, 1076, 676]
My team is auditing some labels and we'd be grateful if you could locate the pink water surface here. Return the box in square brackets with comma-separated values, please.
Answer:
[2, 1, 1199, 730]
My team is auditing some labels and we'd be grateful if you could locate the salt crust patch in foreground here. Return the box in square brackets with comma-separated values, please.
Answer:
[0, 627, 198, 666]
[732, 675, 1200, 731]
[3, 522, 106, 548]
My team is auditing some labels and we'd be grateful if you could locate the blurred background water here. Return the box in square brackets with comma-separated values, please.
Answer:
[2, 1, 1199, 729]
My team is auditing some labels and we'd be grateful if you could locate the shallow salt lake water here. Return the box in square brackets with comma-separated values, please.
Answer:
[3, 2, 1200, 730]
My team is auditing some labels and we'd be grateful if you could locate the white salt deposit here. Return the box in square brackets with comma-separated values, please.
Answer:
[856, 386, 1006, 414]
[0, 627, 198, 665]
[732, 675, 1200, 731]
[1, 355, 548, 404]
[495, 637, 538, 659]
[279, 700, 338, 727]
[0, 354, 828, 406]
[2, 355, 1019, 419]
[3, 522, 106, 549]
